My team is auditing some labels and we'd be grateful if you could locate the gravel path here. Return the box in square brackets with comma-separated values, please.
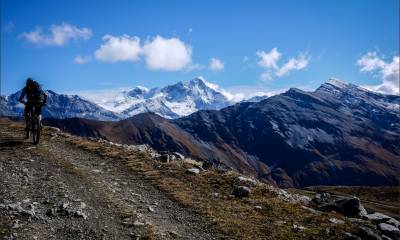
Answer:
[0, 119, 223, 240]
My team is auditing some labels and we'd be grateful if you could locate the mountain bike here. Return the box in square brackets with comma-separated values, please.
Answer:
[23, 102, 43, 145]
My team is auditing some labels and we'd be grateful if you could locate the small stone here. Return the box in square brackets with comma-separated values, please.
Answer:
[329, 218, 345, 224]
[342, 232, 361, 240]
[148, 206, 155, 212]
[186, 168, 200, 175]
[133, 220, 145, 227]
[276, 220, 286, 226]
[211, 192, 220, 198]
[60, 202, 69, 210]
[46, 208, 56, 217]
[168, 230, 179, 237]
[292, 224, 305, 232]
[22, 167, 29, 174]
[237, 176, 258, 186]
[12, 220, 20, 229]
[74, 210, 88, 219]
[255, 205, 262, 210]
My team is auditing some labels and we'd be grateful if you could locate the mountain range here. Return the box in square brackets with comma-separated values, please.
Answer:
[43, 79, 400, 188]
[0, 77, 238, 120]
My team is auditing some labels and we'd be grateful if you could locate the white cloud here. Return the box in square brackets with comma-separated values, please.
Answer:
[95, 35, 141, 62]
[209, 58, 224, 71]
[93, 35, 193, 71]
[358, 52, 399, 95]
[142, 36, 192, 71]
[256, 48, 282, 69]
[255, 48, 310, 80]
[243, 56, 249, 62]
[260, 72, 272, 81]
[275, 54, 310, 77]
[20, 23, 92, 46]
[74, 55, 91, 64]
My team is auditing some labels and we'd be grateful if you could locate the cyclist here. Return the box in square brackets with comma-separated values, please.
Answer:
[18, 78, 48, 139]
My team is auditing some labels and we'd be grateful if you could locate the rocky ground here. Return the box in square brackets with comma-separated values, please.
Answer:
[0, 119, 224, 240]
[1, 118, 399, 240]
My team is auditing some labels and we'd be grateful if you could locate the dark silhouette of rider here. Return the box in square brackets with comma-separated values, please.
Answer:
[18, 78, 48, 139]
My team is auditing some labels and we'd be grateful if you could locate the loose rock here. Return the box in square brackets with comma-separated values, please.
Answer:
[232, 186, 251, 198]
[186, 168, 200, 175]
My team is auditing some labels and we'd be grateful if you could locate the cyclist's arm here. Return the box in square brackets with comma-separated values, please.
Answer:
[18, 88, 27, 103]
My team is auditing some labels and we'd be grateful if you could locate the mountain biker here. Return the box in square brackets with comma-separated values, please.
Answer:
[18, 78, 48, 139]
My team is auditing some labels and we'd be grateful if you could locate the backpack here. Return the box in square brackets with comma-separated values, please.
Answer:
[28, 81, 43, 101]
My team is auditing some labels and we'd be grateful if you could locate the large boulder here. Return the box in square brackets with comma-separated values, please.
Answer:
[378, 223, 400, 240]
[365, 213, 393, 224]
[357, 226, 383, 240]
[315, 196, 367, 217]
[334, 197, 367, 217]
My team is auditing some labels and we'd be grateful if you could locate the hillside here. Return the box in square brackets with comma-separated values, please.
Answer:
[44, 79, 400, 188]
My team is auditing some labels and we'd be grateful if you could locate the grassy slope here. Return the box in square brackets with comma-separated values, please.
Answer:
[63, 130, 360, 239]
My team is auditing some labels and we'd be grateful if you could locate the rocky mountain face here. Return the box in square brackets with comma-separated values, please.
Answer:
[174, 79, 400, 187]
[43, 79, 400, 188]
[2, 90, 121, 121]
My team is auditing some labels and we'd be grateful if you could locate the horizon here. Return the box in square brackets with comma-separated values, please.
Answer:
[1, 0, 399, 97]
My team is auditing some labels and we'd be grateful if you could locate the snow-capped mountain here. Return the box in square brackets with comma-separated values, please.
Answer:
[86, 77, 235, 119]
[0, 77, 241, 120]
[2, 90, 121, 121]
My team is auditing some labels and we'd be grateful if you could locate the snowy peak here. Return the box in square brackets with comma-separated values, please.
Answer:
[95, 77, 233, 119]
[126, 86, 149, 98]
[325, 78, 351, 88]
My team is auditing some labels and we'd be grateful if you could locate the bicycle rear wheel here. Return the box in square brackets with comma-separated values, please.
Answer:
[32, 116, 40, 145]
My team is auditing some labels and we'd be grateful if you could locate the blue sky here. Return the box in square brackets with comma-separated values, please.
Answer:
[1, 0, 399, 97]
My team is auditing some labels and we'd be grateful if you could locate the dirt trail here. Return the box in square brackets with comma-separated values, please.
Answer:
[0, 119, 224, 240]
